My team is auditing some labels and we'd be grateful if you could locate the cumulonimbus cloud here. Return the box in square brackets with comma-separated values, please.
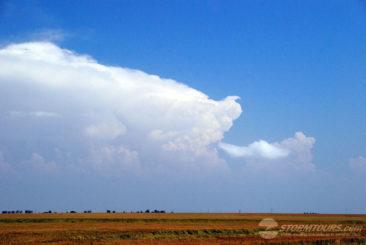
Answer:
[0, 42, 242, 173]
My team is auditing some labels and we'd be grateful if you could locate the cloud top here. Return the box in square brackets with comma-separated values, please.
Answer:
[0, 42, 242, 173]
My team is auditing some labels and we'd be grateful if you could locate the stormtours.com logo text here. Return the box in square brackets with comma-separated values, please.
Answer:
[259, 218, 363, 239]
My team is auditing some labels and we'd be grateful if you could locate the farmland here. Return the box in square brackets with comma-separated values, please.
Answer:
[0, 212, 365, 244]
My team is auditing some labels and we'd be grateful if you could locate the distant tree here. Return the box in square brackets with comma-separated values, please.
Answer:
[107, 210, 111, 213]
[145, 209, 150, 213]
[70, 211, 77, 213]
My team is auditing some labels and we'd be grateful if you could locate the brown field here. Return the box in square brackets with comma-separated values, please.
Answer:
[0, 212, 365, 245]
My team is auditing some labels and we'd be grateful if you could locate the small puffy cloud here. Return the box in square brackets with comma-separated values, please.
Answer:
[219, 140, 289, 159]
[276, 132, 316, 171]
[0, 42, 242, 174]
[220, 132, 316, 171]
[348, 156, 366, 171]
[25, 153, 59, 173]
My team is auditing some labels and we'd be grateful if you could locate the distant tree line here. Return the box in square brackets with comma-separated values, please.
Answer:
[2, 210, 33, 214]
[134, 209, 166, 213]
[2, 209, 169, 214]
[105, 209, 166, 213]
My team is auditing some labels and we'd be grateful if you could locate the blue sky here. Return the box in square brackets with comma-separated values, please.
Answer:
[0, 0, 365, 213]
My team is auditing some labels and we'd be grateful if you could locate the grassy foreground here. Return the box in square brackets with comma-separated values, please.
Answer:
[0, 212, 365, 245]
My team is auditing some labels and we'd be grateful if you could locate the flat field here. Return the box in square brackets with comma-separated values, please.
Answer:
[0, 212, 365, 245]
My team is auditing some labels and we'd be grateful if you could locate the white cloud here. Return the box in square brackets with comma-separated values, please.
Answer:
[0, 42, 242, 173]
[85, 121, 126, 140]
[30, 111, 60, 117]
[30, 29, 68, 42]
[348, 156, 366, 171]
[219, 140, 289, 159]
[25, 153, 59, 173]
[220, 132, 316, 171]
[8, 110, 60, 118]
[81, 145, 141, 174]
